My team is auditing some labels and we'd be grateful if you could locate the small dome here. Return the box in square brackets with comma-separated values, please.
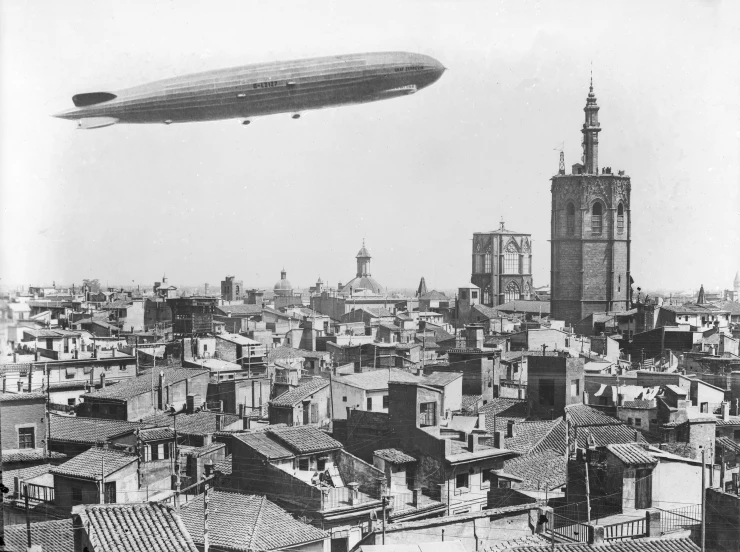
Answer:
[274, 269, 292, 292]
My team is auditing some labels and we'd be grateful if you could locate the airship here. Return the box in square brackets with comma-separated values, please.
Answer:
[53, 51, 445, 129]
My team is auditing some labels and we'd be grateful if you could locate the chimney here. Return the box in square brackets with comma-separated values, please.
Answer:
[346, 406, 352, 419]
[216, 413, 223, 432]
[722, 401, 730, 422]
[158, 371, 165, 410]
[111, 347, 116, 357]
[17, 380, 23, 392]
[493, 430, 504, 448]
[735, 399, 740, 416]
[467, 433, 479, 452]
[477, 413, 486, 430]
[507, 419, 516, 438]
[34, 350, 39, 361]
[12, 352, 17, 363]
[100, 373, 106, 388]
[617, 393, 624, 407]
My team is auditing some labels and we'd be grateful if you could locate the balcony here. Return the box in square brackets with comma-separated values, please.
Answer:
[320, 484, 380, 511]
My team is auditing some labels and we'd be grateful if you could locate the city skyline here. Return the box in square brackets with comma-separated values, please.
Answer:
[1, 0, 738, 292]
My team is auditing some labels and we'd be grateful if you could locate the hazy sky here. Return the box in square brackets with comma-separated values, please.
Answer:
[1, 0, 738, 294]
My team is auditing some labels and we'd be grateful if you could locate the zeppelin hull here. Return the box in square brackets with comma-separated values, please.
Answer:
[55, 52, 445, 127]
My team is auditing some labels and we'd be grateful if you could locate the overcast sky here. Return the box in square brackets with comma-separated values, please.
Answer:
[1, 0, 738, 295]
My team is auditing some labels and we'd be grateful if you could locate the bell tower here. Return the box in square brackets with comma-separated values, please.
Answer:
[550, 82, 632, 326]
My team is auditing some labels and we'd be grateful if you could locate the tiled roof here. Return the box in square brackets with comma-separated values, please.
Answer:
[573, 424, 647, 448]
[141, 411, 241, 436]
[566, 404, 623, 427]
[461, 395, 484, 412]
[75, 502, 198, 552]
[420, 290, 448, 300]
[503, 449, 566, 491]
[531, 419, 568, 455]
[717, 436, 740, 453]
[270, 379, 329, 407]
[138, 427, 176, 441]
[51, 447, 136, 480]
[622, 400, 655, 409]
[2, 449, 66, 463]
[1, 464, 54, 487]
[214, 454, 232, 475]
[180, 492, 328, 551]
[504, 419, 562, 454]
[374, 448, 417, 464]
[335, 368, 422, 391]
[100, 300, 133, 309]
[85, 367, 208, 401]
[607, 444, 658, 466]
[235, 432, 295, 459]
[661, 303, 727, 314]
[503, 537, 699, 551]
[3, 519, 72, 552]
[49, 414, 142, 444]
[425, 371, 463, 386]
[715, 416, 740, 426]
[215, 304, 263, 316]
[268, 426, 342, 454]
[480, 398, 528, 432]
[0, 391, 46, 402]
[267, 346, 327, 362]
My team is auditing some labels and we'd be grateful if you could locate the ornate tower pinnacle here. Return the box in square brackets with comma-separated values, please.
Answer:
[582, 78, 601, 174]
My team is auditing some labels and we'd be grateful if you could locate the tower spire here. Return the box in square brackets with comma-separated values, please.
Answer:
[582, 74, 601, 174]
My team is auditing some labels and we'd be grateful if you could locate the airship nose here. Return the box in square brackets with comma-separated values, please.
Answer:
[52, 109, 77, 120]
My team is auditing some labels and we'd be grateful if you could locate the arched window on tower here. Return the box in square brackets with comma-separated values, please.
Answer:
[484, 248, 492, 273]
[504, 244, 519, 274]
[566, 203, 575, 236]
[505, 281, 520, 303]
[591, 202, 603, 235]
[483, 285, 492, 306]
[617, 203, 624, 234]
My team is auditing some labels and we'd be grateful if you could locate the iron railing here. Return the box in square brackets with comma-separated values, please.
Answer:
[659, 504, 701, 535]
[553, 497, 621, 525]
[552, 512, 589, 543]
[603, 517, 646, 541]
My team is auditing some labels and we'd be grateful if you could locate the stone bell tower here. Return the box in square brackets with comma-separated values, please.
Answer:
[550, 81, 631, 326]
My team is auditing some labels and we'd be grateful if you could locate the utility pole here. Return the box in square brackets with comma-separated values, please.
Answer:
[24, 484, 31, 549]
[584, 450, 592, 523]
[381, 496, 387, 544]
[701, 447, 706, 552]
[45, 363, 50, 458]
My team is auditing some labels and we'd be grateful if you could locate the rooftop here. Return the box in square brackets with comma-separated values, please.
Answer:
[502, 449, 567, 492]
[565, 404, 623, 427]
[49, 414, 143, 444]
[141, 410, 241, 436]
[51, 447, 136, 480]
[215, 304, 263, 316]
[374, 448, 417, 464]
[503, 537, 699, 551]
[2, 519, 72, 552]
[269, 425, 342, 454]
[493, 300, 551, 315]
[181, 491, 327, 551]
[74, 502, 198, 552]
[335, 368, 422, 391]
[270, 378, 330, 407]
[607, 443, 658, 466]
[234, 432, 295, 460]
[425, 371, 463, 387]
[267, 346, 328, 363]
[85, 366, 208, 401]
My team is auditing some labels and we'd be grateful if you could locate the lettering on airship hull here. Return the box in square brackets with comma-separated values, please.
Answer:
[394, 65, 424, 73]
[253, 81, 282, 89]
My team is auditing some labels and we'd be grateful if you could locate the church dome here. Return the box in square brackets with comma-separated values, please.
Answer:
[274, 269, 293, 296]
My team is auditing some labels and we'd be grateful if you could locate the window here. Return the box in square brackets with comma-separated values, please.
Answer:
[460, 290, 468, 300]
[504, 245, 519, 274]
[104, 482, 116, 504]
[566, 203, 575, 235]
[67, 398, 76, 406]
[484, 251, 492, 273]
[18, 427, 35, 449]
[367, 397, 373, 411]
[471, 291, 478, 299]
[456, 473, 469, 490]
[498, 479, 512, 489]
[481, 469, 492, 488]
[522, 255, 531, 275]
[627, 417, 633, 426]
[483, 285, 491, 305]
[419, 402, 436, 427]
[571, 379, 580, 397]
[617, 203, 624, 234]
[298, 458, 309, 471]
[317, 458, 326, 471]
[151, 444, 159, 460]
[342, 396, 347, 402]
[474, 255, 483, 273]
[539, 379, 555, 407]
[72, 487, 83, 504]
[382, 395, 389, 409]
[591, 202, 603, 234]
[734, 429, 740, 440]
[650, 419, 658, 426]
[504, 281, 520, 303]
[635, 418, 642, 427]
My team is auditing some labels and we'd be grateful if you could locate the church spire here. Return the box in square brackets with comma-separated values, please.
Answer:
[582, 76, 601, 174]
[697, 284, 706, 304]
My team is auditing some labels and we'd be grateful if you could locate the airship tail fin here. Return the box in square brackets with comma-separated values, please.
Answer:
[72, 92, 117, 107]
[77, 117, 119, 130]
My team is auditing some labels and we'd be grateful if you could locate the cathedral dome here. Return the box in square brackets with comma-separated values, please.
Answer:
[274, 269, 293, 296]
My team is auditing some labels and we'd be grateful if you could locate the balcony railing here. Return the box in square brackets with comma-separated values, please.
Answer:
[320, 486, 379, 511]
[25, 483, 55, 504]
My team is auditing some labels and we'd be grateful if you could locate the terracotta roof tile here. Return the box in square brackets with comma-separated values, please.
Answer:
[503, 449, 566, 491]
[75, 502, 198, 552]
[3, 519, 72, 552]
[270, 379, 329, 407]
[503, 537, 699, 551]
[49, 414, 143, 445]
[565, 404, 623, 427]
[51, 447, 136, 480]
[374, 448, 416, 464]
[2, 449, 66, 463]
[607, 444, 658, 465]
[141, 411, 241, 436]
[180, 492, 328, 551]
[504, 419, 562, 454]
[268, 426, 342, 454]
[335, 368, 422, 391]
[86, 367, 208, 401]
